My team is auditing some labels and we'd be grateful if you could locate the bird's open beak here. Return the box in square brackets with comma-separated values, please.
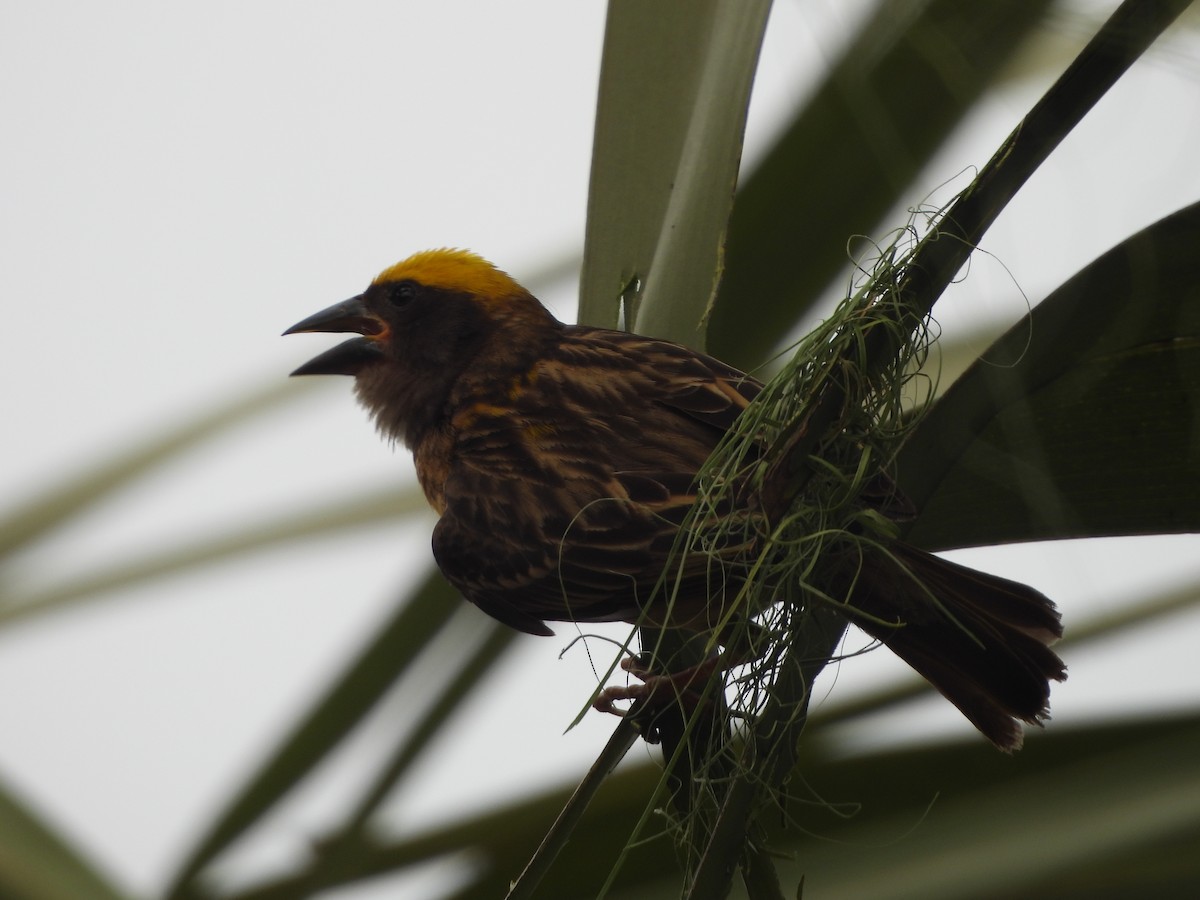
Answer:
[283, 295, 386, 376]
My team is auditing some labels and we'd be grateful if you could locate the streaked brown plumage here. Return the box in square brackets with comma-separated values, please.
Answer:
[286, 248, 1065, 750]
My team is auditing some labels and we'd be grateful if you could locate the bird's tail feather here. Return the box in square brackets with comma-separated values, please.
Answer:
[848, 542, 1067, 751]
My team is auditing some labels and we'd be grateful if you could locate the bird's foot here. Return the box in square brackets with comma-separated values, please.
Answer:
[592, 653, 721, 716]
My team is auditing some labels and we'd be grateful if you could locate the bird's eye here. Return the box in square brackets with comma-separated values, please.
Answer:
[390, 281, 418, 307]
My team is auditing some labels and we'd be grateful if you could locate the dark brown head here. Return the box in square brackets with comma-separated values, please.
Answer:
[284, 248, 556, 445]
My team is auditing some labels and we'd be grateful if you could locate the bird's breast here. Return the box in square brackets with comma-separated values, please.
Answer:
[413, 426, 455, 514]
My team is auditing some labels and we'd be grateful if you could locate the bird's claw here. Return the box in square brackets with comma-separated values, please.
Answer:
[591, 653, 657, 714]
[619, 654, 652, 678]
[592, 682, 650, 715]
[595, 652, 724, 717]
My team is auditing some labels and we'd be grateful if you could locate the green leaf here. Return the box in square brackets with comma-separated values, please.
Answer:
[217, 712, 1200, 900]
[181, 397, 1198, 896]
[0, 773, 129, 900]
[578, 0, 771, 347]
[164, 571, 467, 899]
[573, 4, 774, 893]
[0, 484, 431, 628]
[241, 620, 517, 899]
[764, 714, 1200, 898]
[0, 382, 310, 560]
[899, 200, 1200, 550]
[708, 0, 1056, 369]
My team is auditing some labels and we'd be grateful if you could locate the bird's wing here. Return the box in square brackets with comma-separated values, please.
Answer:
[555, 327, 763, 434]
[432, 327, 763, 635]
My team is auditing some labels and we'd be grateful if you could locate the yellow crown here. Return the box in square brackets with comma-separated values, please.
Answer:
[372, 248, 524, 303]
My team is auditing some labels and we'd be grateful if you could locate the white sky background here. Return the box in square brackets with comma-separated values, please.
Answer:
[1, 2, 1199, 898]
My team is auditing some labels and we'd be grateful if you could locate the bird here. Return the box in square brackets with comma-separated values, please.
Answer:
[285, 248, 1065, 751]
